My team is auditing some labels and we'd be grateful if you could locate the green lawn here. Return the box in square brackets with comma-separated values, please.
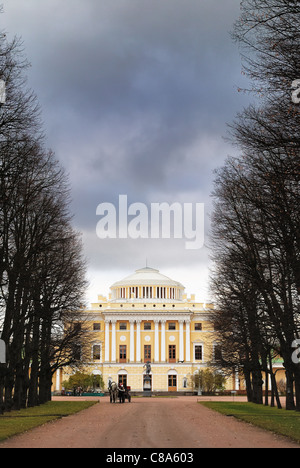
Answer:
[200, 401, 300, 444]
[0, 401, 98, 442]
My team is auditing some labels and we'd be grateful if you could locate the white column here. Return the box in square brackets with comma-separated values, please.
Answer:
[130, 320, 135, 362]
[235, 368, 240, 391]
[136, 320, 141, 362]
[105, 320, 110, 362]
[154, 320, 159, 362]
[55, 369, 61, 391]
[161, 320, 166, 362]
[185, 320, 191, 362]
[268, 373, 272, 393]
[111, 320, 116, 362]
[179, 320, 184, 362]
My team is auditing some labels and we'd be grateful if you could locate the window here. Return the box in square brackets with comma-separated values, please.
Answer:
[119, 345, 127, 363]
[169, 345, 176, 363]
[119, 322, 127, 330]
[92, 345, 101, 361]
[168, 322, 176, 330]
[195, 323, 202, 331]
[72, 322, 81, 332]
[93, 323, 101, 331]
[195, 345, 203, 361]
[144, 345, 151, 361]
[144, 322, 151, 330]
[214, 345, 222, 361]
[73, 344, 81, 361]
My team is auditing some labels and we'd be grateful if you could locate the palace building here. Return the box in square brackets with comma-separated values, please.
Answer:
[55, 267, 240, 394]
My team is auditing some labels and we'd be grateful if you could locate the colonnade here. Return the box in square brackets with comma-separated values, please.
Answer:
[104, 319, 191, 363]
[113, 286, 183, 301]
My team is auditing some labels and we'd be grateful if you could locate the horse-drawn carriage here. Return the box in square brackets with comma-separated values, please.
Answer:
[108, 381, 131, 403]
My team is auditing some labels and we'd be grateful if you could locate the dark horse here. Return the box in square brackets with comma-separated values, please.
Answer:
[118, 384, 126, 403]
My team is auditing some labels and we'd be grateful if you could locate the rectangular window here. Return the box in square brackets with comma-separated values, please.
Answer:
[168, 322, 176, 330]
[119, 345, 127, 363]
[93, 345, 101, 360]
[144, 345, 151, 361]
[195, 345, 203, 361]
[169, 345, 176, 363]
[119, 322, 127, 330]
[214, 345, 222, 361]
[73, 322, 81, 332]
[73, 345, 81, 361]
[93, 323, 101, 331]
[194, 323, 202, 331]
[144, 322, 151, 330]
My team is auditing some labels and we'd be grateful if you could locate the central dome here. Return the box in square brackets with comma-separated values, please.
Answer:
[111, 267, 184, 288]
[110, 267, 185, 302]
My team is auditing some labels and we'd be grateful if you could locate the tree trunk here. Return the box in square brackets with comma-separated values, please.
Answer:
[269, 353, 282, 409]
[252, 369, 263, 405]
[293, 366, 300, 412]
[285, 368, 295, 411]
[243, 368, 253, 402]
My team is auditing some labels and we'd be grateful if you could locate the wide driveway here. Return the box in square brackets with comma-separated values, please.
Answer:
[0, 396, 298, 448]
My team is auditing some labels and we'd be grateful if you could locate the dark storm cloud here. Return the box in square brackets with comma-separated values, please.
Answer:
[3, 0, 251, 300]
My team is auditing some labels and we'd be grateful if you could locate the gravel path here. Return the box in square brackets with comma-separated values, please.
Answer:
[0, 396, 298, 448]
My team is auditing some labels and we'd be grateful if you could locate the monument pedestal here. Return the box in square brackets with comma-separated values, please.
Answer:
[143, 375, 152, 397]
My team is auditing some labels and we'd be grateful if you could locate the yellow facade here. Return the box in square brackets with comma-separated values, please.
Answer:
[56, 267, 239, 393]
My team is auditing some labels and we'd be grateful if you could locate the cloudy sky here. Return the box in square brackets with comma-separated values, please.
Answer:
[2, 0, 251, 303]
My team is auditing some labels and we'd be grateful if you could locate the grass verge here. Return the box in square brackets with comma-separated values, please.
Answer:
[0, 400, 98, 442]
[200, 401, 300, 444]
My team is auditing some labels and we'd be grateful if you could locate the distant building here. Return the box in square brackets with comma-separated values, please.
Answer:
[54, 267, 241, 393]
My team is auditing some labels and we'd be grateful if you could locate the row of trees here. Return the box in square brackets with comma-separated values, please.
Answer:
[210, 0, 300, 410]
[0, 8, 88, 412]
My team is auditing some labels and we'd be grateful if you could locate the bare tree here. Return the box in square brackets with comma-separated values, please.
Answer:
[0, 10, 88, 411]
[210, 0, 300, 411]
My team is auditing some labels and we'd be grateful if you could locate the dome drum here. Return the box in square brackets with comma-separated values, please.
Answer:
[110, 267, 185, 302]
